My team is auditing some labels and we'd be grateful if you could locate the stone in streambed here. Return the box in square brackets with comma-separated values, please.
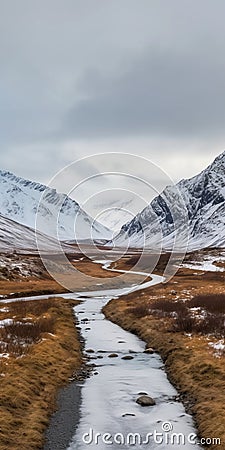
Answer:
[121, 355, 134, 360]
[136, 395, 156, 407]
[144, 347, 155, 354]
[122, 413, 136, 417]
[108, 353, 119, 358]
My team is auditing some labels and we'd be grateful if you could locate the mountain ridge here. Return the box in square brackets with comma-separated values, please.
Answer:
[0, 169, 111, 242]
[113, 151, 225, 250]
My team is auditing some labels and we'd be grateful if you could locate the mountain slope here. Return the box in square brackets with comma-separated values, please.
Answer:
[0, 170, 111, 241]
[114, 151, 225, 250]
[0, 214, 63, 252]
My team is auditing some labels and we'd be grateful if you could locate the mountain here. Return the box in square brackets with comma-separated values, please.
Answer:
[0, 214, 63, 252]
[0, 170, 111, 242]
[113, 151, 225, 251]
[95, 207, 134, 233]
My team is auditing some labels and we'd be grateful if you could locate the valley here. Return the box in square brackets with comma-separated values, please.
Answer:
[2, 3, 225, 448]
[0, 152, 225, 449]
[0, 251, 224, 449]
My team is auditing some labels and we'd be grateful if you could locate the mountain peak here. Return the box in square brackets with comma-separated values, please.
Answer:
[205, 150, 225, 175]
[114, 151, 225, 250]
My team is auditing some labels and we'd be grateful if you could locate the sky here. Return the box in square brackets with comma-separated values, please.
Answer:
[1, 0, 225, 228]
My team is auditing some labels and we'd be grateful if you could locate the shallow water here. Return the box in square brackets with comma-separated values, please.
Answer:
[67, 273, 201, 450]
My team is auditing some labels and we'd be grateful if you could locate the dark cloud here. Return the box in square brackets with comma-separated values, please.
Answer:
[65, 46, 225, 139]
[1, 0, 225, 184]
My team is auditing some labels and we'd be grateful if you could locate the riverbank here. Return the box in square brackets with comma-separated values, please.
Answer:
[43, 381, 82, 450]
[0, 296, 84, 450]
[0, 252, 144, 299]
[103, 266, 225, 449]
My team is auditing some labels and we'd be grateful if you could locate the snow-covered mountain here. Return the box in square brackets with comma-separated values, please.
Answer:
[0, 214, 64, 252]
[95, 208, 134, 234]
[113, 151, 225, 251]
[0, 170, 111, 242]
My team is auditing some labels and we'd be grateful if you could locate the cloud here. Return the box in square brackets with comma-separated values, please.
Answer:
[1, 0, 225, 189]
[64, 46, 225, 139]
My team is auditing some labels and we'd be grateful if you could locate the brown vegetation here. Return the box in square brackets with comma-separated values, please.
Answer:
[188, 293, 225, 313]
[103, 264, 225, 449]
[0, 297, 82, 450]
[129, 294, 225, 337]
[0, 252, 144, 299]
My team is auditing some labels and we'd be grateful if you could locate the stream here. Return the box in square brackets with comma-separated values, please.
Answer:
[66, 262, 201, 449]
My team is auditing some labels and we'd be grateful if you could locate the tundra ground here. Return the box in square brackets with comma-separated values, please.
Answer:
[103, 253, 225, 449]
[0, 296, 83, 450]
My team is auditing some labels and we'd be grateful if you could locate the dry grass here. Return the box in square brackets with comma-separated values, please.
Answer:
[188, 293, 225, 313]
[173, 310, 225, 336]
[128, 303, 151, 318]
[0, 317, 55, 356]
[0, 278, 68, 298]
[0, 254, 144, 299]
[129, 289, 225, 338]
[0, 297, 82, 450]
[103, 265, 225, 450]
[0, 299, 58, 357]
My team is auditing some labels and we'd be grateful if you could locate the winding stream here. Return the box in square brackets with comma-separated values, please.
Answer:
[66, 262, 201, 449]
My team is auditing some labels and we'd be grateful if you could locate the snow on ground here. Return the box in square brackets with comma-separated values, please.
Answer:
[182, 254, 225, 272]
[208, 340, 225, 356]
[189, 307, 208, 320]
[0, 252, 47, 280]
[0, 352, 9, 358]
[0, 318, 14, 327]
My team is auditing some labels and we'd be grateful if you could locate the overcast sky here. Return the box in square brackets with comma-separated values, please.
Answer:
[1, 1, 225, 227]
